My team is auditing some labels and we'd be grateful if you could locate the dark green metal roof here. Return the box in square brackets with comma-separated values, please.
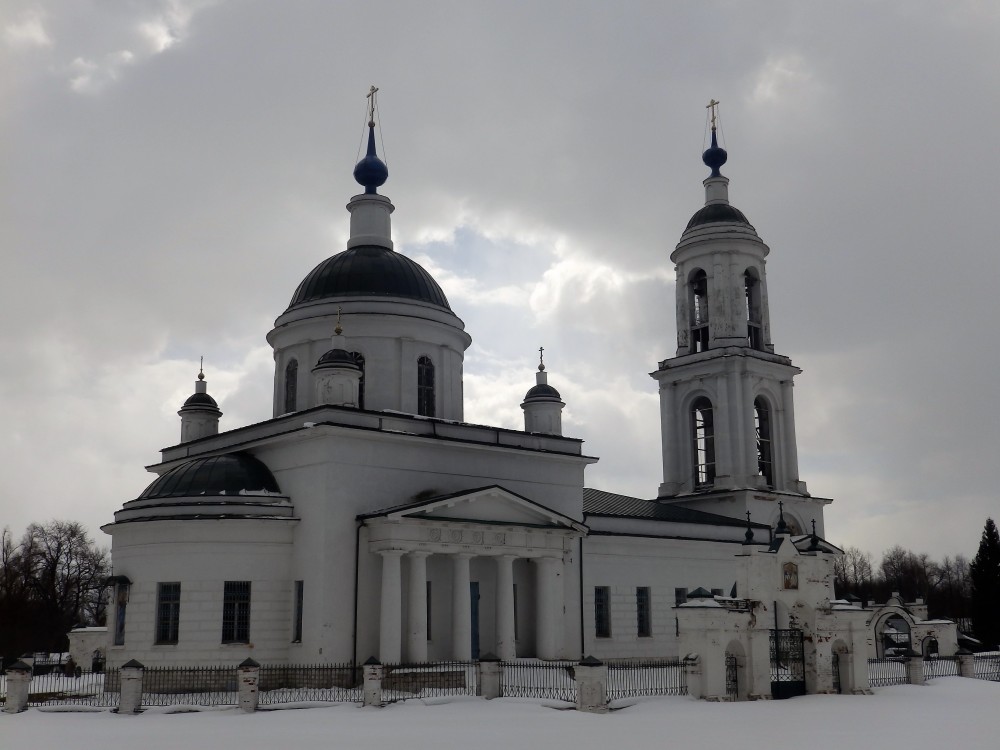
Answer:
[138, 453, 280, 500]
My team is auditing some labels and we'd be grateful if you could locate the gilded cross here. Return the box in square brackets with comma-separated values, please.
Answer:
[706, 99, 720, 130]
[367, 85, 379, 126]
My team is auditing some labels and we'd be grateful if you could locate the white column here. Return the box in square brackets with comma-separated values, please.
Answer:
[451, 553, 472, 660]
[535, 556, 563, 660]
[406, 551, 430, 662]
[495, 555, 517, 660]
[378, 550, 404, 663]
[659, 382, 678, 494]
[780, 380, 800, 488]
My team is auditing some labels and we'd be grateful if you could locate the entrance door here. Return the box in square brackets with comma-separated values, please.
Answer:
[770, 629, 806, 699]
[470, 582, 480, 660]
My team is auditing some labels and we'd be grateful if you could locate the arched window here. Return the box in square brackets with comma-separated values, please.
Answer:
[689, 269, 709, 353]
[744, 270, 762, 350]
[350, 352, 365, 409]
[417, 356, 435, 417]
[754, 397, 773, 487]
[691, 397, 715, 488]
[284, 359, 298, 413]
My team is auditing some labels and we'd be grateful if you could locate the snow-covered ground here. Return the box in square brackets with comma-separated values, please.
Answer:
[3, 677, 996, 750]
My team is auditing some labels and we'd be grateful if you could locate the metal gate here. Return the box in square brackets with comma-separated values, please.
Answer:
[770, 629, 806, 699]
[725, 653, 738, 699]
[831, 651, 842, 694]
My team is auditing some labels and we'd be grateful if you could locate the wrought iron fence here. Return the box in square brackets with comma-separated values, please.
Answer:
[500, 660, 576, 702]
[258, 662, 361, 704]
[867, 657, 908, 687]
[380, 661, 478, 703]
[606, 658, 686, 699]
[922, 656, 959, 680]
[724, 654, 738, 699]
[140, 665, 238, 706]
[974, 654, 1000, 681]
[14, 669, 121, 707]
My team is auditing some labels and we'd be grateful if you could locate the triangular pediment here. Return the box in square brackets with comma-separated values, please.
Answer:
[372, 485, 586, 532]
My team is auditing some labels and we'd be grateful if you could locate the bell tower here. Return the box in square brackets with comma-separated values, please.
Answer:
[651, 103, 828, 534]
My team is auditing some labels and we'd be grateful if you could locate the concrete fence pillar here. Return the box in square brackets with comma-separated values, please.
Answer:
[956, 649, 976, 679]
[575, 655, 608, 713]
[238, 658, 260, 713]
[3, 661, 32, 713]
[362, 657, 383, 707]
[683, 654, 703, 699]
[477, 653, 501, 699]
[904, 653, 924, 686]
[118, 659, 144, 714]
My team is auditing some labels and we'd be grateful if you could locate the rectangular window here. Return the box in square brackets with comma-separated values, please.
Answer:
[636, 587, 651, 638]
[674, 587, 688, 607]
[113, 582, 129, 646]
[155, 582, 181, 644]
[513, 583, 519, 641]
[426, 581, 432, 641]
[711, 588, 724, 598]
[595, 586, 611, 638]
[222, 581, 251, 643]
[292, 580, 304, 643]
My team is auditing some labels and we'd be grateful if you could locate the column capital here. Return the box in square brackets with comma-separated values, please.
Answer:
[407, 549, 432, 559]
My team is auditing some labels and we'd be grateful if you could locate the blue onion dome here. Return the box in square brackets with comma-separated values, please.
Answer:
[353, 125, 388, 194]
[524, 382, 562, 402]
[138, 453, 281, 499]
[287, 245, 452, 311]
[315, 348, 360, 370]
[702, 129, 727, 177]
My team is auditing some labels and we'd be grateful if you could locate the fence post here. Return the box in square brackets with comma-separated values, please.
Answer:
[683, 654, 703, 699]
[903, 651, 924, 686]
[956, 649, 976, 678]
[238, 658, 260, 713]
[575, 655, 608, 713]
[3, 660, 32, 713]
[118, 659, 144, 714]
[362, 656, 383, 707]
[477, 652, 501, 699]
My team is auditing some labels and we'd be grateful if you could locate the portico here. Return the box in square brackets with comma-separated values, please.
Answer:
[360, 486, 587, 663]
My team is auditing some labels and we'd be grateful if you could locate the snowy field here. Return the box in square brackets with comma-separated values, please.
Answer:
[3, 677, 997, 750]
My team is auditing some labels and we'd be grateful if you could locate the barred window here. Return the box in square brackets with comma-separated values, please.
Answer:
[284, 359, 298, 413]
[754, 397, 773, 487]
[155, 582, 181, 644]
[689, 269, 710, 353]
[691, 397, 716, 488]
[636, 587, 651, 638]
[426, 581, 432, 641]
[417, 356, 435, 417]
[292, 580, 303, 643]
[222, 581, 251, 643]
[595, 586, 611, 638]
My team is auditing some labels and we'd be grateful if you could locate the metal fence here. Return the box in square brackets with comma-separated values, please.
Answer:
[922, 656, 959, 680]
[381, 661, 478, 703]
[867, 657, 908, 687]
[975, 654, 1000, 682]
[140, 665, 238, 706]
[500, 660, 577, 701]
[606, 659, 686, 700]
[258, 662, 361, 705]
[19, 669, 121, 708]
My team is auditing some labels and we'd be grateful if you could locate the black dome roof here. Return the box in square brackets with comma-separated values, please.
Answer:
[138, 453, 281, 500]
[288, 245, 451, 311]
[524, 383, 563, 401]
[685, 203, 754, 230]
[181, 392, 219, 410]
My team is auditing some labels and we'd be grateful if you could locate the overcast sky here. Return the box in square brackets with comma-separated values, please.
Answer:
[3, 1, 998, 564]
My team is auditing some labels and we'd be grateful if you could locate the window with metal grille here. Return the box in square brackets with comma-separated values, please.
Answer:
[351, 352, 365, 409]
[417, 356, 435, 417]
[595, 586, 611, 638]
[691, 397, 716, 488]
[689, 269, 710, 353]
[426, 580, 432, 640]
[155, 582, 181, 644]
[636, 587, 651, 637]
[284, 359, 298, 413]
[292, 580, 303, 643]
[754, 397, 773, 487]
[222, 581, 251, 643]
[674, 587, 688, 607]
[113, 582, 129, 646]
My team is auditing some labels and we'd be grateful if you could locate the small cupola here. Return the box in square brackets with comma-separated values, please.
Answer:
[313, 313, 362, 408]
[521, 348, 565, 435]
[178, 361, 222, 442]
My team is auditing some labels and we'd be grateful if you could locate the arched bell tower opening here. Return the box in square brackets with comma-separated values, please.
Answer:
[651, 102, 826, 530]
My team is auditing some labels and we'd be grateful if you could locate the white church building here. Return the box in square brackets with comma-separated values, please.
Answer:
[102, 102, 839, 672]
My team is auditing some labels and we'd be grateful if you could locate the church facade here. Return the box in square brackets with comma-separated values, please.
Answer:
[102, 107, 835, 670]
